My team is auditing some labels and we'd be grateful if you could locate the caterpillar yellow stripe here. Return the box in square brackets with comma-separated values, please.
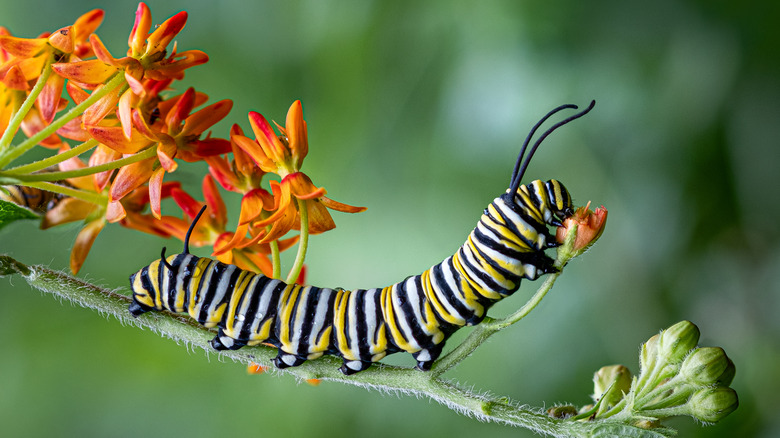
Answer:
[129, 101, 594, 375]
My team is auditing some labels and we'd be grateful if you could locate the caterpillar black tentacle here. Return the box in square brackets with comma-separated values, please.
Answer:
[129, 101, 595, 375]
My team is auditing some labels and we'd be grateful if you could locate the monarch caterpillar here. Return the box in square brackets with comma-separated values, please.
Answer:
[129, 101, 595, 375]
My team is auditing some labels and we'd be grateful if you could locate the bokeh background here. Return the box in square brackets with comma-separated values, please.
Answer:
[1, 0, 778, 437]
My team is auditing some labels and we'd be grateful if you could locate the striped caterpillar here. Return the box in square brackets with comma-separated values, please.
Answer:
[129, 101, 594, 375]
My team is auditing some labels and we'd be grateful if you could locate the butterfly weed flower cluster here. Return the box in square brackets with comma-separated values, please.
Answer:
[0, 4, 738, 437]
[0, 3, 364, 276]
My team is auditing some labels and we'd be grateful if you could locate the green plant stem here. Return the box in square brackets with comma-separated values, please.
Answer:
[270, 237, 281, 280]
[285, 197, 308, 284]
[20, 181, 105, 205]
[3, 139, 99, 174]
[0, 58, 53, 154]
[0, 145, 158, 182]
[0, 72, 126, 169]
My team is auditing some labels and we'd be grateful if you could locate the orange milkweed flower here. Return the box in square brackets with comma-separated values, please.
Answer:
[160, 175, 296, 276]
[227, 100, 365, 248]
[0, 9, 103, 134]
[98, 87, 232, 222]
[52, 3, 207, 91]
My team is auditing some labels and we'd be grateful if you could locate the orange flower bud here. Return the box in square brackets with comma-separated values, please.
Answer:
[556, 202, 607, 253]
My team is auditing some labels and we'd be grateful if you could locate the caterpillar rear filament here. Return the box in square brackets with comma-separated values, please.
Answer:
[129, 101, 595, 375]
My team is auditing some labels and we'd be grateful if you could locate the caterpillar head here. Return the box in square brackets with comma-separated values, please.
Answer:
[507, 101, 594, 224]
[128, 205, 208, 317]
[544, 179, 575, 224]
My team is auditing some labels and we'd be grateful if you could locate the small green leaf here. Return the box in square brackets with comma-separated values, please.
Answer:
[0, 199, 40, 230]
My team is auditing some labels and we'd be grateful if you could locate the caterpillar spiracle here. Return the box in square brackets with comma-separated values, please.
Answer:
[129, 101, 595, 375]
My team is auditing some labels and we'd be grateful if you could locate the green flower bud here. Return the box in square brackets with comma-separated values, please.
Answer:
[640, 333, 660, 374]
[716, 357, 736, 387]
[680, 347, 734, 386]
[658, 320, 700, 365]
[593, 365, 632, 407]
[687, 387, 739, 423]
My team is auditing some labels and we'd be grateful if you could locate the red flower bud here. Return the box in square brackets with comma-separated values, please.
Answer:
[556, 202, 608, 253]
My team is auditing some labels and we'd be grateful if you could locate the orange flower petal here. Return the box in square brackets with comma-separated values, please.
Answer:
[0, 35, 48, 58]
[285, 172, 326, 200]
[47, 26, 73, 53]
[144, 50, 208, 81]
[303, 199, 336, 234]
[181, 99, 233, 137]
[72, 9, 104, 44]
[88, 34, 119, 67]
[70, 218, 106, 274]
[128, 2, 152, 56]
[20, 108, 62, 149]
[118, 89, 135, 139]
[88, 144, 122, 191]
[1, 64, 28, 90]
[232, 134, 276, 173]
[41, 197, 96, 228]
[65, 82, 90, 104]
[87, 125, 154, 154]
[170, 187, 204, 220]
[285, 100, 308, 166]
[232, 249, 273, 277]
[213, 222, 249, 256]
[157, 140, 178, 172]
[109, 157, 155, 203]
[260, 203, 298, 243]
[320, 196, 367, 213]
[105, 199, 126, 222]
[82, 83, 121, 126]
[146, 11, 188, 56]
[51, 59, 117, 84]
[206, 155, 239, 192]
[148, 167, 165, 219]
[165, 87, 195, 135]
[56, 116, 90, 142]
[180, 138, 232, 161]
[238, 189, 270, 225]
[248, 111, 289, 167]
[37, 71, 65, 123]
[202, 175, 226, 229]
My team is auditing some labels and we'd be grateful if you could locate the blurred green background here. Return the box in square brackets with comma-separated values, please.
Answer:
[1, 0, 778, 436]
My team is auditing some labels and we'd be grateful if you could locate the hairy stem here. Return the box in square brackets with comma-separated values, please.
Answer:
[3, 139, 99, 175]
[1, 145, 157, 183]
[2, 255, 660, 438]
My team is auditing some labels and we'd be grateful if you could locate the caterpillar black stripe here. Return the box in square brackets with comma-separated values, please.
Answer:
[129, 101, 595, 375]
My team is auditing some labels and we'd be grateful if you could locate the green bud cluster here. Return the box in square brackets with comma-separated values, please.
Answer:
[581, 321, 738, 427]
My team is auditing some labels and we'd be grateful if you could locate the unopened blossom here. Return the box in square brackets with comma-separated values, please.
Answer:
[555, 203, 607, 254]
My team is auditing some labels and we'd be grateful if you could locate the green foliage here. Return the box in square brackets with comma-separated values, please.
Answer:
[0, 199, 39, 231]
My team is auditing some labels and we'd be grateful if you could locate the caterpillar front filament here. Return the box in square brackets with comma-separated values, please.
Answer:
[129, 101, 595, 375]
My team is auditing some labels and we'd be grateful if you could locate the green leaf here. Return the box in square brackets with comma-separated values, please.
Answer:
[0, 199, 40, 230]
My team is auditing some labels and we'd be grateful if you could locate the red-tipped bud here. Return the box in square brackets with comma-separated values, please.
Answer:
[556, 203, 608, 253]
